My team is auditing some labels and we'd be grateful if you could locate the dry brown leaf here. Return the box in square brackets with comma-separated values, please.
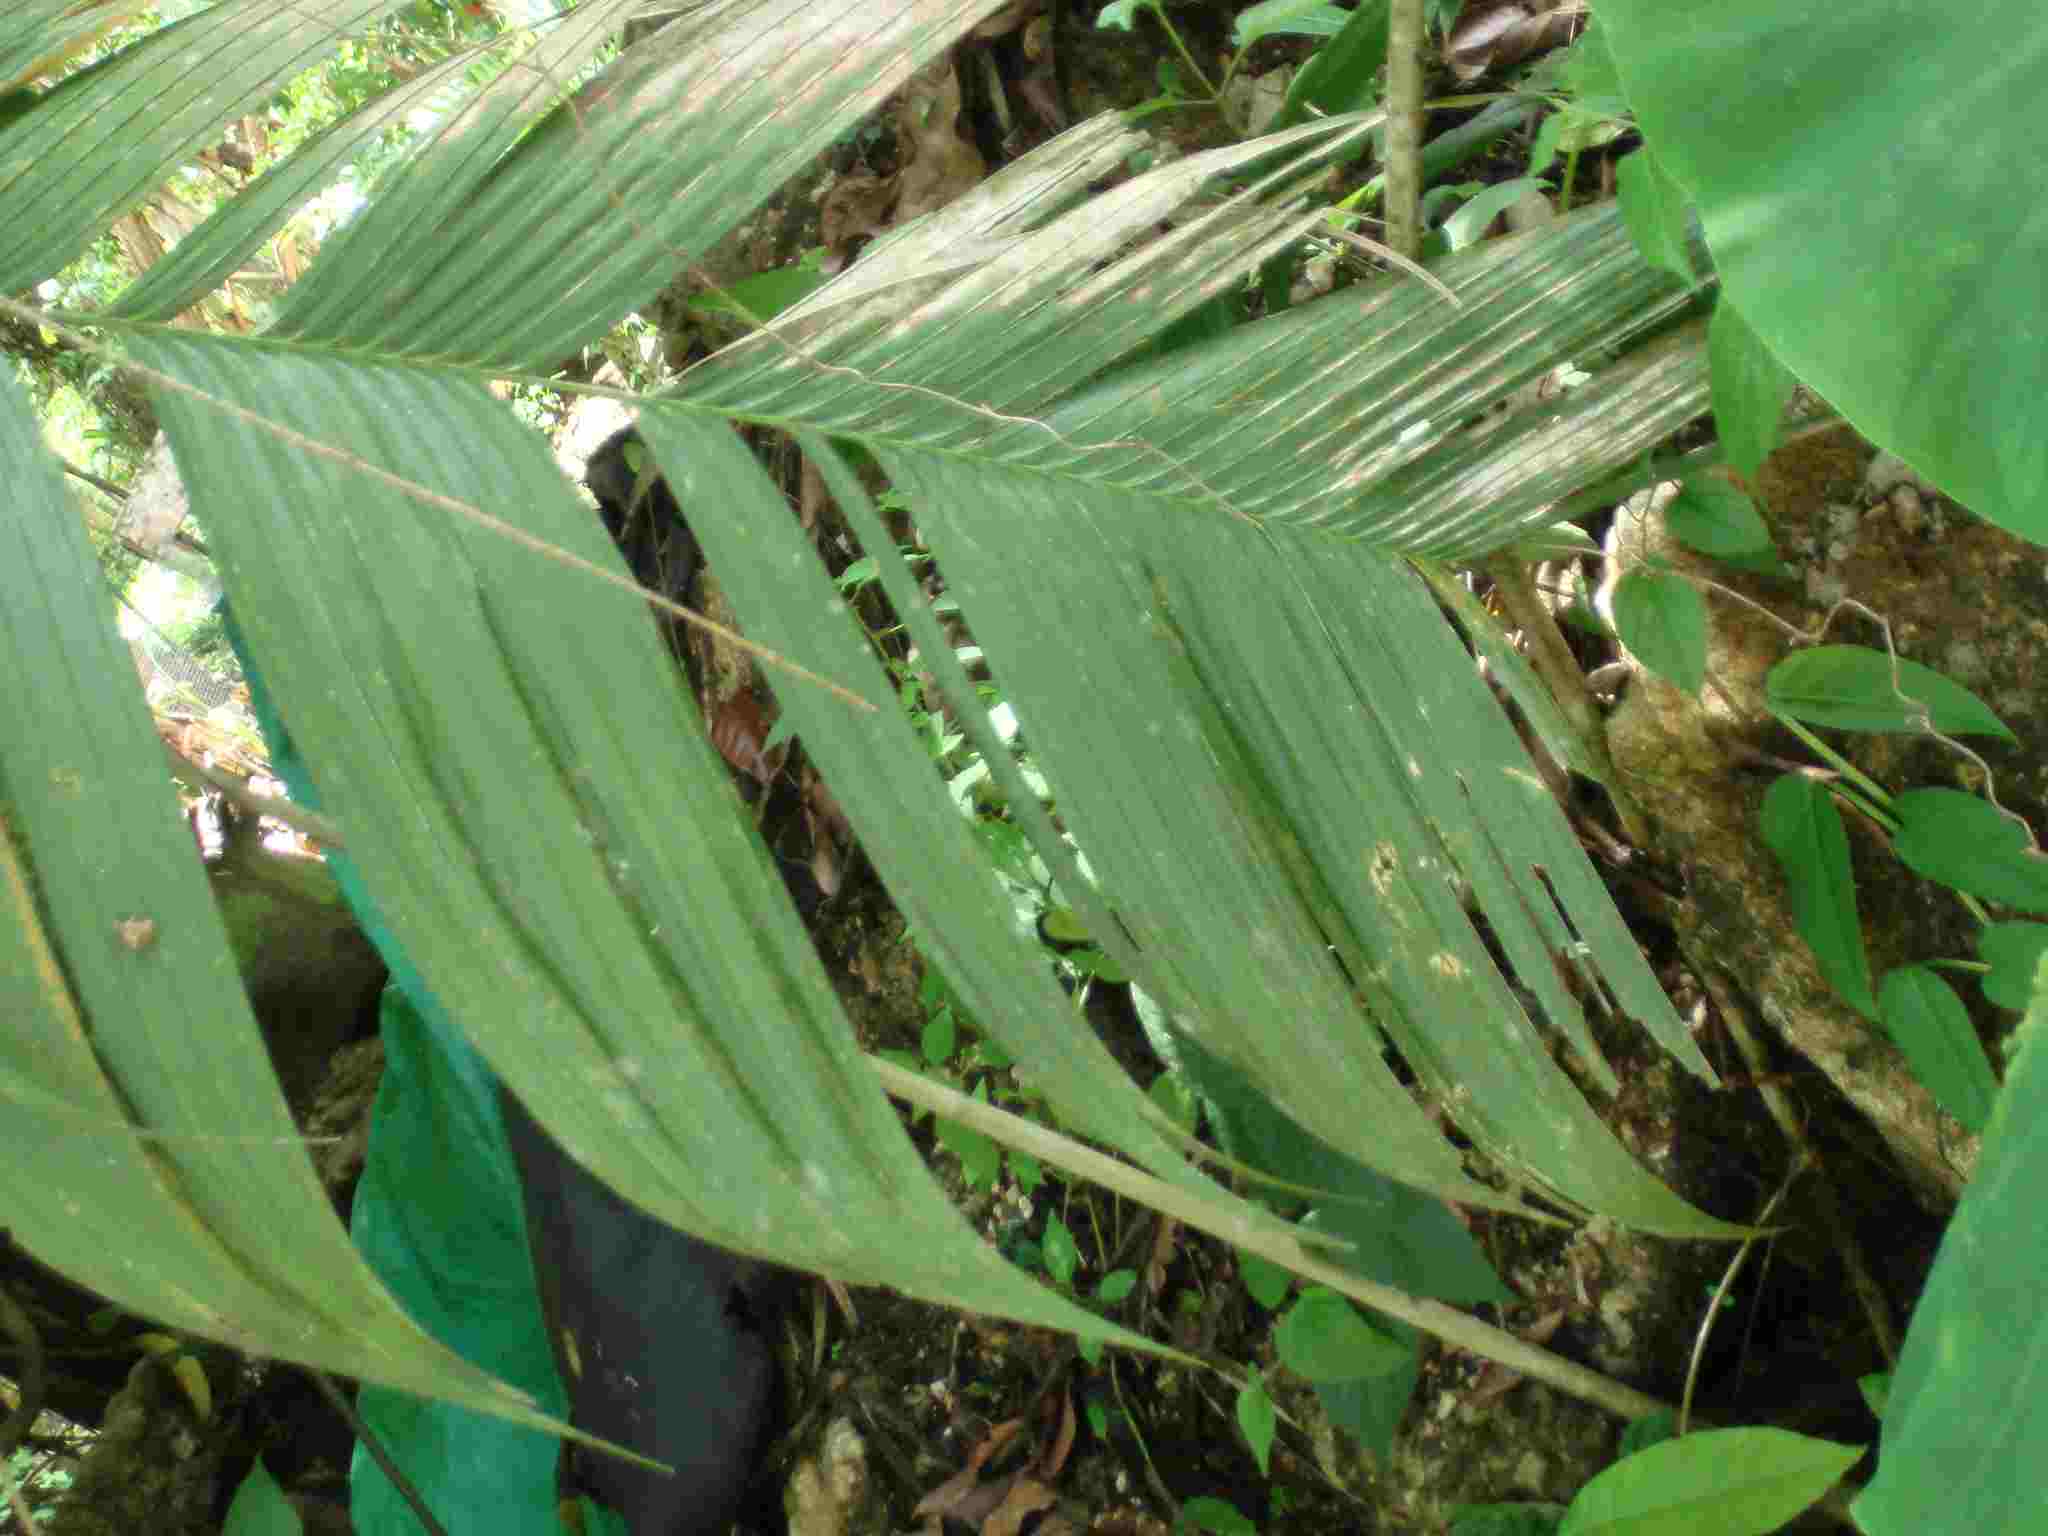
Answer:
[983, 1477, 1058, 1536]
[1444, 0, 1580, 81]
[894, 55, 987, 223]
[820, 170, 901, 255]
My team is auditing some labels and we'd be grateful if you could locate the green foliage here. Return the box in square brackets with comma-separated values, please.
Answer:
[1893, 790, 2048, 913]
[1236, 1366, 1277, 1476]
[1660, 478, 1772, 561]
[1877, 966, 1999, 1133]
[1758, 773, 1877, 1019]
[1556, 1427, 1861, 1535]
[1597, 0, 2048, 541]
[1610, 565, 1707, 695]
[1976, 922, 2048, 1011]
[1856, 951, 2048, 1533]
[1274, 1287, 1408, 1379]
[1765, 647, 2016, 740]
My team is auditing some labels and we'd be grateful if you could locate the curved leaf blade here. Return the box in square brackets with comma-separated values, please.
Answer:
[1611, 567, 1706, 695]
[1978, 921, 2048, 1012]
[1893, 789, 2048, 914]
[1558, 1427, 1861, 1536]
[1766, 645, 2015, 740]
[1596, 1, 2048, 540]
[1758, 774, 1876, 1019]
[1877, 965, 1999, 1133]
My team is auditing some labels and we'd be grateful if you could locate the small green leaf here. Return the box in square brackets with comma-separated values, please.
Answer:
[1765, 646, 2015, 740]
[1273, 0, 1389, 130]
[1238, 1368, 1278, 1475]
[1878, 966, 2000, 1133]
[1611, 567, 1707, 695]
[1504, 521, 1602, 561]
[920, 1010, 957, 1064]
[1233, 0, 1350, 44]
[1008, 1149, 1043, 1194]
[1095, 1268, 1138, 1304]
[1042, 1214, 1080, 1288]
[1177, 1496, 1257, 1536]
[1758, 774, 1877, 1018]
[1663, 478, 1773, 559]
[1443, 178, 1546, 250]
[1557, 1427, 1862, 1536]
[1977, 922, 2048, 1011]
[1858, 1371, 1889, 1418]
[1077, 1332, 1105, 1367]
[1616, 148, 1698, 287]
[1239, 1248, 1295, 1310]
[1275, 1287, 1408, 1380]
[1708, 301, 1798, 481]
[1893, 790, 2048, 914]
[934, 1082, 1003, 1189]
[1038, 905, 1093, 946]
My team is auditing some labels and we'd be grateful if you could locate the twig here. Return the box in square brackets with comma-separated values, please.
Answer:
[162, 740, 346, 849]
[1679, 1164, 1801, 1434]
[310, 1369, 449, 1536]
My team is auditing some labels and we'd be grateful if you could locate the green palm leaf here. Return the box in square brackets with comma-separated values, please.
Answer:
[3, 0, 1744, 1422]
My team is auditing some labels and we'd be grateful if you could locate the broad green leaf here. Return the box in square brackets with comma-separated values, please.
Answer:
[1274, 0, 1389, 130]
[1275, 1287, 1409, 1379]
[1234, 0, 1350, 45]
[1978, 922, 2048, 1012]
[1765, 646, 2015, 740]
[222, 1459, 301, 1536]
[1707, 301, 1796, 481]
[0, 371, 563, 1433]
[1558, 1427, 1861, 1535]
[1877, 966, 1999, 1133]
[1758, 774, 1877, 1019]
[1237, 1369, 1277, 1475]
[1611, 567, 1707, 695]
[1615, 149, 1693, 287]
[1663, 477, 1772, 559]
[1150, 1014, 1509, 1304]
[1313, 1317, 1418, 1462]
[1855, 953, 2048, 1534]
[1595, 1, 2048, 540]
[686, 257, 830, 324]
[1893, 790, 2048, 914]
